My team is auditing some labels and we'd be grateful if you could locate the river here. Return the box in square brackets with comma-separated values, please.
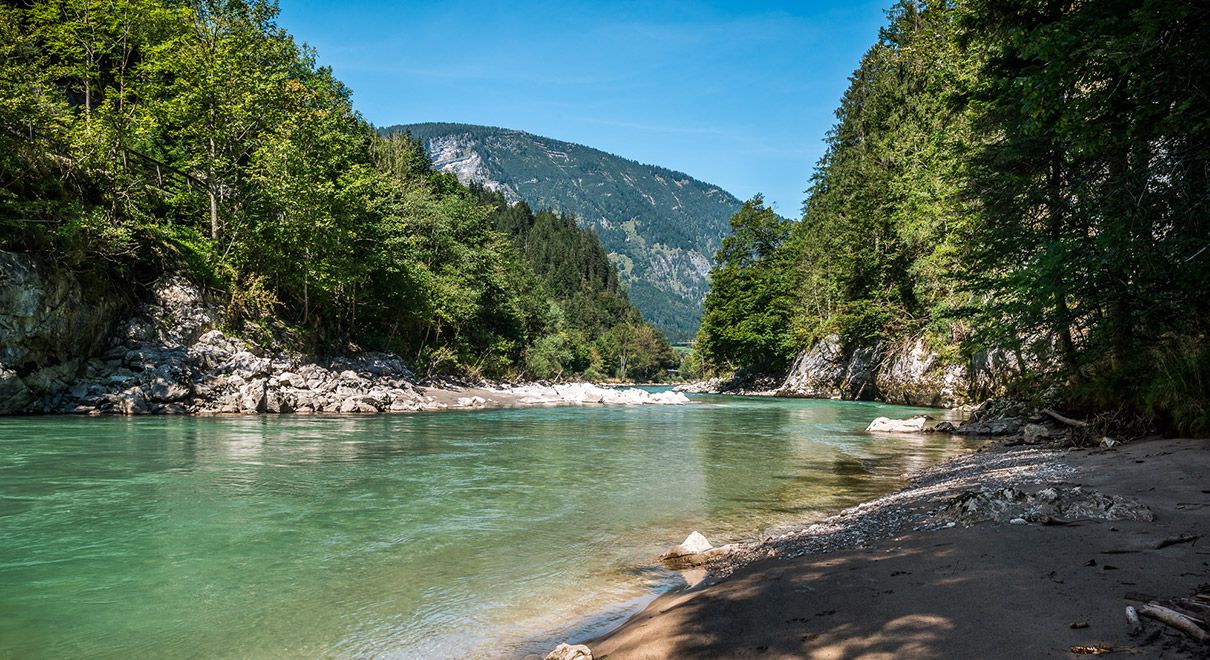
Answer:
[0, 393, 969, 658]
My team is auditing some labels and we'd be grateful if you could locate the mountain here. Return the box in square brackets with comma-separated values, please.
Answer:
[385, 122, 743, 341]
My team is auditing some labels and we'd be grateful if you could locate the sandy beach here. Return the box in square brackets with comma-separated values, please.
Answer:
[580, 437, 1210, 659]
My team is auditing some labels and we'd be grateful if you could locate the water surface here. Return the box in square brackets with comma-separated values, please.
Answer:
[0, 395, 968, 658]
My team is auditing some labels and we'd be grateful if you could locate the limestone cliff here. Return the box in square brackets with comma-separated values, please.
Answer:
[0, 253, 122, 414]
[776, 334, 1022, 408]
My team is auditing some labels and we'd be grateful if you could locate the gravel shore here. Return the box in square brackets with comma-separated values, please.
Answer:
[580, 437, 1210, 659]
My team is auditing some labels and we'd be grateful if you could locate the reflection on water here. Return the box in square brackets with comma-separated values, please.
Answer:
[0, 396, 970, 658]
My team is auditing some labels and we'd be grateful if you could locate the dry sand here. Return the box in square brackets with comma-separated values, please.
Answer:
[586, 437, 1210, 659]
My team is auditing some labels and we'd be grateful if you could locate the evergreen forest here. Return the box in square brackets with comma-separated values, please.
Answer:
[694, 0, 1210, 434]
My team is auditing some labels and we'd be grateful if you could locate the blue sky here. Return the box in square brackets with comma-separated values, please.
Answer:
[276, 1, 891, 216]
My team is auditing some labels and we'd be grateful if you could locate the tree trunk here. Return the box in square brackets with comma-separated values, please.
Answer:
[209, 187, 219, 240]
[1047, 153, 1079, 374]
[208, 135, 218, 240]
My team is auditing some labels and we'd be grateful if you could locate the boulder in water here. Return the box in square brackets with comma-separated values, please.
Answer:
[659, 531, 714, 567]
[866, 416, 929, 433]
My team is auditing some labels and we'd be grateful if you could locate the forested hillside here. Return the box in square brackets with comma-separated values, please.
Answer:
[696, 0, 1210, 434]
[0, 0, 675, 382]
[388, 122, 743, 342]
[475, 187, 677, 380]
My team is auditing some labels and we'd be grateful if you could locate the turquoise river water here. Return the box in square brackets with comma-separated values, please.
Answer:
[0, 393, 969, 658]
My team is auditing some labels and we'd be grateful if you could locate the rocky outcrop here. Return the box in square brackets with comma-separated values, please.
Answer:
[0, 252, 122, 414]
[1, 262, 689, 416]
[873, 338, 969, 406]
[944, 486, 1154, 524]
[775, 334, 1025, 408]
[777, 335, 880, 401]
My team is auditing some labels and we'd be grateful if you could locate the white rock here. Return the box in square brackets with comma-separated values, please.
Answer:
[680, 531, 713, 553]
[1009, 517, 1028, 525]
[648, 391, 690, 405]
[388, 399, 419, 412]
[545, 642, 593, 660]
[866, 416, 929, 433]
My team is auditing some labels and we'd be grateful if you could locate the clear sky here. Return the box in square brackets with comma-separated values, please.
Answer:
[276, 0, 891, 216]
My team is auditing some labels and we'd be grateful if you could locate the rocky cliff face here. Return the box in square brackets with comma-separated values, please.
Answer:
[0, 262, 458, 415]
[777, 334, 1018, 408]
[0, 253, 122, 414]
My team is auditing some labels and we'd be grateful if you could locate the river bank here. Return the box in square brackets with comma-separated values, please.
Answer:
[564, 436, 1209, 659]
[1, 271, 688, 416]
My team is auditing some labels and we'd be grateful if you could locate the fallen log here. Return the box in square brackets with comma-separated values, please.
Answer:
[1170, 601, 1210, 620]
[1138, 602, 1209, 643]
[1042, 408, 1090, 428]
[1155, 534, 1200, 549]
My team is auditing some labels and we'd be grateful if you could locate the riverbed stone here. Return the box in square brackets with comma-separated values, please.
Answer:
[944, 485, 1154, 524]
[1023, 423, 1066, 445]
[545, 643, 593, 660]
[659, 531, 715, 567]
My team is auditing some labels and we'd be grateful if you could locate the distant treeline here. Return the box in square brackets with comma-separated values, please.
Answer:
[0, 0, 676, 381]
[695, 0, 1210, 434]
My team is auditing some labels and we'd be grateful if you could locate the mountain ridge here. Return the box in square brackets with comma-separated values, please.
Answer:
[384, 122, 743, 341]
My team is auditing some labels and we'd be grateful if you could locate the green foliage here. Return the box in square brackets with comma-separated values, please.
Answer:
[793, 1, 973, 349]
[1143, 339, 1210, 437]
[476, 187, 680, 381]
[701, 0, 1210, 435]
[0, 0, 675, 382]
[695, 196, 798, 375]
[388, 122, 743, 342]
[957, 0, 1210, 429]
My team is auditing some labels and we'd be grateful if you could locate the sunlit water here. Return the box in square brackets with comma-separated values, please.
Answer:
[0, 394, 969, 658]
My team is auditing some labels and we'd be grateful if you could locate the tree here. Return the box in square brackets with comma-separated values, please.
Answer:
[696, 195, 797, 374]
[958, 0, 1210, 430]
[144, 0, 295, 241]
[791, 0, 973, 350]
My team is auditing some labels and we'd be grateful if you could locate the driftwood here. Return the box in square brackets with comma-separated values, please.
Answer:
[1042, 408, 1090, 428]
[1155, 534, 1200, 549]
[1171, 600, 1210, 619]
[1037, 514, 1071, 526]
[1138, 602, 1209, 643]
